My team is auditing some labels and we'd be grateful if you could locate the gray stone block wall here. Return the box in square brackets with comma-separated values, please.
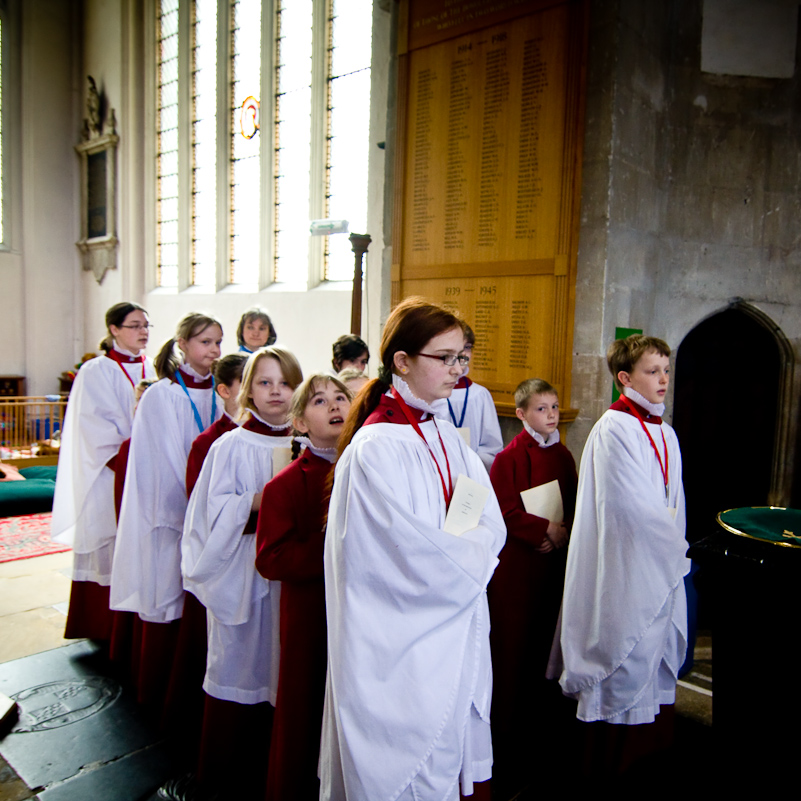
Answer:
[569, 0, 801, 493]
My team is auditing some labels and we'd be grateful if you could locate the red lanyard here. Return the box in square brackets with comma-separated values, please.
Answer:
[390, 387, 454, 508]
[620, 396, 669, 498]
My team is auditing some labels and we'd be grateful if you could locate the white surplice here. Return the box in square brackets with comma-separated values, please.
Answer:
[558, 406, 690, 724]
[51, 351, 155, 584]
[110, 374, 220, 623]
[320, 389, 506, 801]
[182, 425, 289, 704]
[434, 380, 503, 471]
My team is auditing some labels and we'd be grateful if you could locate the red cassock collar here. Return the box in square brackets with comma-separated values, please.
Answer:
[243, 415, 291, 437]
[610, 396, 662, 425]
[363, 393, 429, 426]
[170, 368, 213, 390]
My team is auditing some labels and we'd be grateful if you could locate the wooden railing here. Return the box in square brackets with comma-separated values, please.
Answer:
[0, 396, 66, 465]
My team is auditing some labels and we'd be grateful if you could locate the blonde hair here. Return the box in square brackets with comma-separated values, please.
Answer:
[607, 335, 671, 391]
[237, 346, 303, 418]
[154, 312, 223, 380]
[290, 374, 352, 425]
[514, 378, 558, 410]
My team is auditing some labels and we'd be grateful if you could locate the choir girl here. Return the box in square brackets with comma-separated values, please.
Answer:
[320, 298, 506, 801]
[434, 324, 503, 471]
[237, 306, 277, 353]
[161, 353, 251, 767]
[487, 378, 577, 796]
[256, 373, 353, 801]
[182, 346, 303, 798]
[52, 301, 156, 641]
[110, 312, 222, 711]
[330, 333, 369, 373]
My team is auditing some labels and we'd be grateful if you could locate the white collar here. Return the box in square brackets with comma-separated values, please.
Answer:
[522, 420, 560, 448]
[249, 409, 291, 431]
[294, 436, 337, 463]
[180, 362, 212, 381]
[623, 387, 665, 417]
[390, 374, 439, 416]
[113, 342, 143, 358]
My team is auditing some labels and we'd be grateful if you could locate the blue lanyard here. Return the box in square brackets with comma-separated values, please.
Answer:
[447, 381, 469, 428]
[174, 371, 217, 434]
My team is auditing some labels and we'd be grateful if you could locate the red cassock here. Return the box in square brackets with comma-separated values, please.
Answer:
[109, 438, 140, 677]
[185, 414, 238, 497]
[255, 449, 333, 801]
[487, 430, 578, 787]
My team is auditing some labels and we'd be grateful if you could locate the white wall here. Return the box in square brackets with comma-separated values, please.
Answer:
[0, 0, 82, 395]
[72, 0, 390, 380]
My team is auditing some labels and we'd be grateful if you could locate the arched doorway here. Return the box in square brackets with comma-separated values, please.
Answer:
[672, 301, 794, 543]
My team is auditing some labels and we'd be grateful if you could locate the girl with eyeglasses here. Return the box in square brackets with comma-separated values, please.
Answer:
[52, 302, 157, 642]
[320, 297, 506, 801]
[433, 324, 504, 472]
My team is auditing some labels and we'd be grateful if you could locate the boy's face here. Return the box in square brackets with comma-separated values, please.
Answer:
[618, 350, 669, 405]
[516, 392, 559, 438]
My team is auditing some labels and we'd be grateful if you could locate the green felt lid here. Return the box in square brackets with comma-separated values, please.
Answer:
[716, 507, 801, 549]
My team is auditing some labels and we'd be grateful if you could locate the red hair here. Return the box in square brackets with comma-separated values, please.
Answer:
[337, 297, 463, 456]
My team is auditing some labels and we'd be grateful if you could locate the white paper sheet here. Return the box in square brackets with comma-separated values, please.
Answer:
[520, 478, 563, 522]
[443, 473, 490, 537]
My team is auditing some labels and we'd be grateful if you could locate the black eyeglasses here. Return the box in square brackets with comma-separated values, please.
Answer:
[118, 324, 154, 330]
[416, 352, 470, 367]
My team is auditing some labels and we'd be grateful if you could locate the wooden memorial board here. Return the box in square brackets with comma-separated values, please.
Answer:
[393, 0, 588, 417]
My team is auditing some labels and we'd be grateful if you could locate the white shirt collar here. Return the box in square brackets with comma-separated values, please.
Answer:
[390, 374, 439, 416]
[522, 420, 560, 448]
[294, 435, 337, 463]
[112, 342, 142, 358]
[180, 362, 212, 381]
[623, 387, 665, 417]
[248, 409, 291, 430]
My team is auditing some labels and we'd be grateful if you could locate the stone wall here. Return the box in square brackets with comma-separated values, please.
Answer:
[569, 0, 801, 492]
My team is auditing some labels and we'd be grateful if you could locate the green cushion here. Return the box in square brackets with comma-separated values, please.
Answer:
[0, 478, 56, 517]
[18, 465, 59, 481]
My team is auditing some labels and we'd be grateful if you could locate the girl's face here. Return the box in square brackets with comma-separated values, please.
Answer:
[179, 324, 222, 375]
[243, 318, 272, 351]
[249, 356, 294, 425]
[295, 380, 351, 450]
[339, 351, 369, 373]
[110, 310, 150, 354]
[395, 326, 464, 405]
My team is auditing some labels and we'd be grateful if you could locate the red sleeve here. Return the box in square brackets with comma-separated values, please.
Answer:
[113, 439, 131, 523]
[558, 444, 579, 531]
[490, 445, 550, 547]
[255, 460, 329, 583]
[185, 434, 212, 497]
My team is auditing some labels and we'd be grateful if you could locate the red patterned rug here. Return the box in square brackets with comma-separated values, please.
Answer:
[0, 512, 71, 564]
